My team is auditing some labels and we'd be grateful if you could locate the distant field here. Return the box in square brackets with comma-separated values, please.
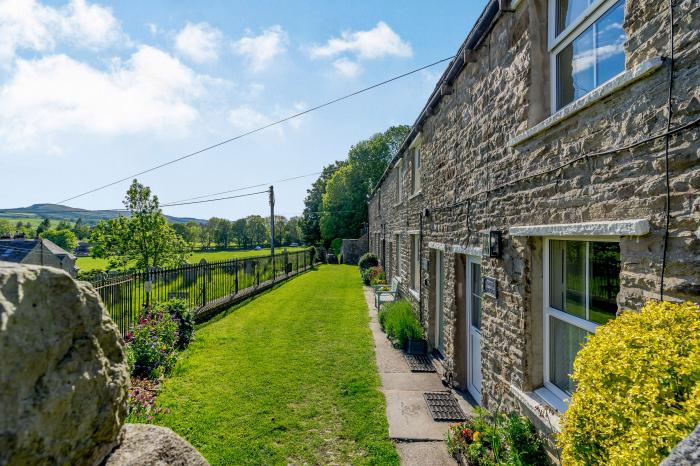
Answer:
[76, 247, 308, 273]
[0, 215, 44, 228]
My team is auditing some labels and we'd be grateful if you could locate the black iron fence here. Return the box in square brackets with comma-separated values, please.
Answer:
[90, 249, 314, 336]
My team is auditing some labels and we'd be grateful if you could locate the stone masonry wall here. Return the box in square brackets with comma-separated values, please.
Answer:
[368, 0, 700, 416]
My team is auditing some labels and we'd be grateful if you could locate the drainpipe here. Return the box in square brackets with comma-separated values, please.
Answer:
[418, 211, 423, 325]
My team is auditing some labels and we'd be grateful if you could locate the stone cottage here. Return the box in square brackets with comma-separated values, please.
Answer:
[0, 237, 77, 277]
[368, 0, 699, 427]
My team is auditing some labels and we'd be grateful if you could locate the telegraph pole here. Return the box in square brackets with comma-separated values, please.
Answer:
[269, 185, 275, 278]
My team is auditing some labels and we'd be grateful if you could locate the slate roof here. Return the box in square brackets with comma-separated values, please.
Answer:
[0, 240, 38, 262]
[0, 238, 76, 263]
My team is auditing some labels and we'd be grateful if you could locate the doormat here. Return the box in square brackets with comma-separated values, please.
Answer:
[423, 392, 467, 422]
[404, 354, 436, 372]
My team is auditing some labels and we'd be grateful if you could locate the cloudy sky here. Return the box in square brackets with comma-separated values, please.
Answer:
[0, 0, 488, 220]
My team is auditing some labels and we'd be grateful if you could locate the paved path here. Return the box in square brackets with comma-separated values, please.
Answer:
[364, 287, 475, 466]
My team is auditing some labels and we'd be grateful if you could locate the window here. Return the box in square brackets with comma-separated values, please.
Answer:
[396, 234, 402, 276]
[410, 234, 420, 291]
[395, 160, 403, 202]
[549, 0, 626, 111]
[411, 147, 421, 194]
[544, 238, 620, 409]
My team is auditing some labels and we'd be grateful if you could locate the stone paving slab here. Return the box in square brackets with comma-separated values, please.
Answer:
[382, 389, 450, 441]
[395, 441, 457, 466]
[380, 372, 446, 392]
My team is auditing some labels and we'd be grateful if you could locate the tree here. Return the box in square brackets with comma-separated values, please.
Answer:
[40, 229, 78, 252]
[89, 180, 188, 269]
[319, 164, 367, 244]
[232, 218, 248, 248]
[36, 217, 50, 236]
[55, 219, 72, 231]
[300, 162, 344, 245]
[72, 218, 91, 239]
[245, 215, 268, 246]
[0, 219, 12, 236]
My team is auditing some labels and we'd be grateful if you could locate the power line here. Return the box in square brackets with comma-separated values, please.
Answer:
[160, 190, 268, 208]
[56, 56, 455, 204]
[165, 171, 322, 205]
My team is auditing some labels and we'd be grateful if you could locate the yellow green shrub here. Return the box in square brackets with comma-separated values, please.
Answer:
[559, 300, 700, 465]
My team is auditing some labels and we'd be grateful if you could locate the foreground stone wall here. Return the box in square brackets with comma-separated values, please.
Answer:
[369, 0, 699, 417]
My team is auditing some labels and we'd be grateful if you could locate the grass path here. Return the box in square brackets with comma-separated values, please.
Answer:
[152, 265, 398, 465]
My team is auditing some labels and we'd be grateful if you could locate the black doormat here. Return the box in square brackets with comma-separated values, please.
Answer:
[423, 392, 467, 421]
[404, 354, 436, 372]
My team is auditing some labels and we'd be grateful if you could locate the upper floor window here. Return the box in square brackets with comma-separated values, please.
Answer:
[411, 147, 422, 194]
[395, 160, 403, 202]
[549, 0, 626, 111]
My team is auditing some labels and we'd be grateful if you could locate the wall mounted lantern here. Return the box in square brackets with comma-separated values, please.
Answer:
[481, 230, 502, 258]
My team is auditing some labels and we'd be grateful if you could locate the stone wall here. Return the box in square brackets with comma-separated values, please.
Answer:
[368, 0, 699, 419]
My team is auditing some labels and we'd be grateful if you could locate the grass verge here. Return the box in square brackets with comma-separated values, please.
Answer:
[151, 264, 398, 465]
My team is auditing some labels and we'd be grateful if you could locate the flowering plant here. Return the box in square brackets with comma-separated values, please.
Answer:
[125, 307, 179, 378]
[126, 376, 171, 423]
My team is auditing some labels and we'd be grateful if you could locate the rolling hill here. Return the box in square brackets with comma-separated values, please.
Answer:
[0, 204, 206, 225]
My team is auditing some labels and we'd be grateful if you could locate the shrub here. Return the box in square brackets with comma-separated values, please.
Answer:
[368, 266, 386, 286]
[379, 300, 424, 347]
[308, 246, 316, 265]
[330, 238, 343, 256]
[446, 407, 548, 465]
[559, 300, 700, 466]
[125, 308, 179, 378]
[154, 299, 195, 349]
[358, 253, 379, 272]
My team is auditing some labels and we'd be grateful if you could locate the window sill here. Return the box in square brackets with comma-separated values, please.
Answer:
[408, 191, 422, 201]
[409, 288, 420, 300]
[510, 385, 562, 433]
[508, 57, 664, 147]
[392, 201, 403, 209]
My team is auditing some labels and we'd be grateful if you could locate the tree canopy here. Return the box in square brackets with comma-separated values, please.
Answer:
[301, 125, 409, 246]
[40, 229, 78, 252]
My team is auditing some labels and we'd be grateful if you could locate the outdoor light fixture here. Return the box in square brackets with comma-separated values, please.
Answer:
[481, 230, 502, 258]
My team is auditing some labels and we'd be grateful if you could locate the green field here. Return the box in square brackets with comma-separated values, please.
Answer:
[150, 265, 398, 465]
[76, 247, 308, 273]
[0, 215, 45, 228]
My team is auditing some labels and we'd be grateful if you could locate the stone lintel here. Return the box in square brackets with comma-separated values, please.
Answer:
[509, 219, 650, 237]
[508, 57, 664, 147]
[427, 242, 446, 251]
[451, 245, 482, 256]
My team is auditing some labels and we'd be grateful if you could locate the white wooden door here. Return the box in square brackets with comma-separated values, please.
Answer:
[434, 250, 445, 355]
[466, 257, 482, 404]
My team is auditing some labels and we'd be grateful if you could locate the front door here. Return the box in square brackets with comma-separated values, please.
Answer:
[434, 250, 445, 355]
[466, 257, 482, 404]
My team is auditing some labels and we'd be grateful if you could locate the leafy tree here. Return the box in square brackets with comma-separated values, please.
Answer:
[232, 218, 248, 248]
[36, 217, 50, 236]
[245, 215, 268, 246]
[55, 219, 73, 231]
[72, 218, 91, 239]
[0, 219, 12, 236]
[300, 162, 344, 245]
[40, 229, 78, 252]
[90, 180, 188, 269]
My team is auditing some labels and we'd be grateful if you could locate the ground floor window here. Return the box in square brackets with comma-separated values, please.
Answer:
[544, 238, 620, 406]
[395, 235, 401, 277]
[410, 234, 420, 291]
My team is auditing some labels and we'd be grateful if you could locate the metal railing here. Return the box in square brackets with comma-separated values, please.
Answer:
[90, 249, 313, 336]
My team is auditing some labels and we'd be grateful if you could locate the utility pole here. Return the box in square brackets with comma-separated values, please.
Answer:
[269, 185, 275, 279]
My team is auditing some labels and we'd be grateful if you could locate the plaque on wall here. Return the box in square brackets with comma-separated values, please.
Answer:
[483, 276, 497, 299]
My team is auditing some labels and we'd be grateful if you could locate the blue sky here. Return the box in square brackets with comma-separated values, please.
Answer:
[0, 0, 488, 220]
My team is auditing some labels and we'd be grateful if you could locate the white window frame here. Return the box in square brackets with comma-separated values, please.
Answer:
[412, 147, 422, 194]
[395, 160, 403, 202]
[548, 0, 625, 113]
[410, 234, 420, 292]
[541, 235, 620, 412]
[396, 234, 402, 276]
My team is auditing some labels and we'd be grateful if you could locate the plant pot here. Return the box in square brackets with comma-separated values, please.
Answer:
[406, 338, 428, 355]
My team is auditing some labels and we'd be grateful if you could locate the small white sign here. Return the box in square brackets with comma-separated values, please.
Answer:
[144, 281, 152, 293]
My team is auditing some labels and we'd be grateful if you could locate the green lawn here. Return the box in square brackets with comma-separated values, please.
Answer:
[76, 247, 308, 272]
[151, 265, 398, 465]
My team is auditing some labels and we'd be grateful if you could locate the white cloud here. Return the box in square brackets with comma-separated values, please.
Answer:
[309, 21, 412, 60]
[174, 22, 222, 64]
[228, 104, 272, 131]
[332, 57, 361, 77]
[0, 45, 213, 151]
[572, 42, 624, 74]
[231, 25, 287, 72]
[0, 0, 125, 65]
[228, 100, 307, 134]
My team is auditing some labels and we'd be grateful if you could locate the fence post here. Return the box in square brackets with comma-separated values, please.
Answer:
[199, 259, 207, 307]
[235, 259, 239, 294]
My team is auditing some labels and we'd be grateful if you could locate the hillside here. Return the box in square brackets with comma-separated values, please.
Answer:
[0, 204, 206, 225]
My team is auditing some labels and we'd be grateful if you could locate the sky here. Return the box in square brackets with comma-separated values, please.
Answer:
[0, 0, 488, 221]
